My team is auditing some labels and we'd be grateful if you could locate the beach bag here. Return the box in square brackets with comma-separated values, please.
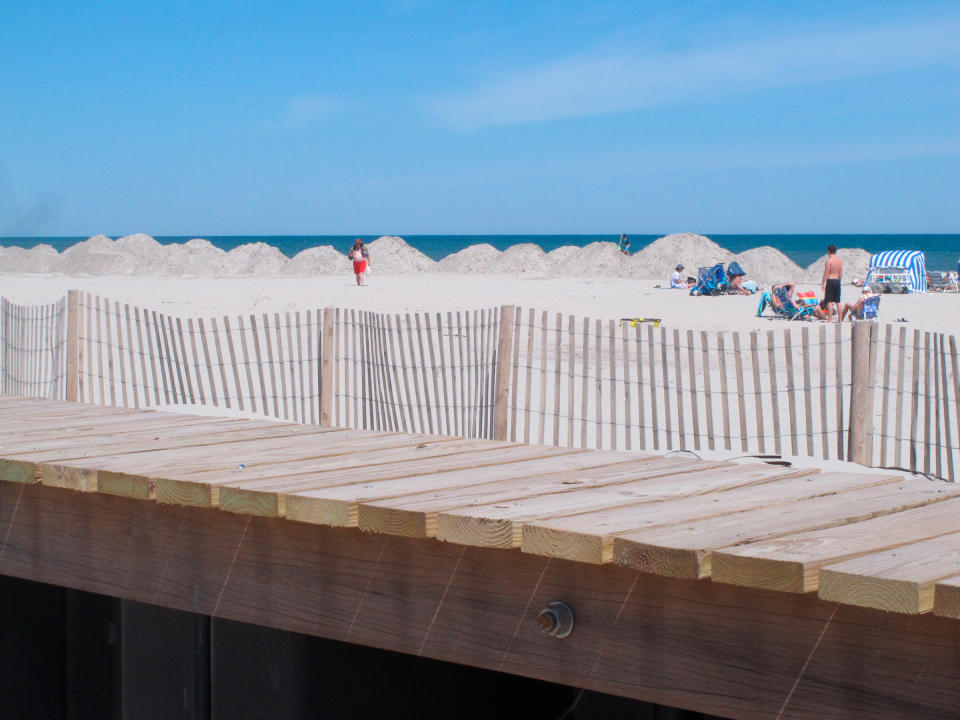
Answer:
[742, 280, 757, 293]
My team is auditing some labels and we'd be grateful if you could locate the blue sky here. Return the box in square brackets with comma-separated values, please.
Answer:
[1, 0, 958, 236]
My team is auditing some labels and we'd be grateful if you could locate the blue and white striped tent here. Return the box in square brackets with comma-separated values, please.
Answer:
[868, 250, 927, 293]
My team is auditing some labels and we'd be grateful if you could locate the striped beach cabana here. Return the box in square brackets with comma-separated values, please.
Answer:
[868, 250, 927, 293]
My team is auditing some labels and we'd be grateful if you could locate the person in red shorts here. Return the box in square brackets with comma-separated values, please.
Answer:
[348, 238, 370, 285]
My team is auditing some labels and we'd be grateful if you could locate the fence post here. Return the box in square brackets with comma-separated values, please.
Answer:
[319, 307, 335, 426]
[66, 290, 80, 402]
[492, 305, 516, 441]
[848, 321, 878, 465]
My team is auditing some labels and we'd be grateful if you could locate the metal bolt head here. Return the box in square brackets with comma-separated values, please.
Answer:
[537, 601, 574, 638]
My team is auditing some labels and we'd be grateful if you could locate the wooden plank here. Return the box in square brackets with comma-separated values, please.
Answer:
[909, 329, 921, 471]
[283, 452, 649, 529]
[946, 334, 957, 481]
[333, 309, 342, 426]
[163, 441, 559, 509]
[711, 497, 960, 594]
[436, 313, 452, 436]
[104, 298, 118, 406]
[517, 468, 873, 564]
[234, 315, 257, 413]
[750, 331, 764, 453]
[457, 310, 469, 437]
[924, 331, 933, 475]
[733, 332, 747, 452]
[835, 322, 845, 460]
[894, 326, 907, 468]
[673, 328, 685, 449]
[197, 318, 217, 407]
[246, 314, 268, 414]
[94, 296, 106, 406]
[934, 333, 943, 478]
[161, 313, 184, 403]
[819, 529, 960, 613]
[686, 329, 699, 451]
[607, 319, 616, 449]
[622, 322, 631, 450]
[374, 457, 718, 542]
[849, 322, 878, 466]
[258, 313, 279, 417]
[446, 311, 460, 436]
[424, 314, 443, 435]
[220, 316, 243, 411]
[272, 312, 289, 420]
[308, 309, 317, 424]
[934, 573, 960, 618]
[614, 475, 959, 581]
[124, 304, 141, 408]
[11, 481, 960, 720]
[176, 317, 195, 404]
[634, 324, 645, 450]
[699, 330, 713, 451]
[580, 317, 589, 448]
[295, 311, 306, 423]
[538, 311, 548, 445]
[284, 312, 298, 421]
[784, 329, 797, 456]
[553, 313, 562, 447]
[819, 324, 828, 458]
[801, 326, 813, 457]
[114, 301, 129, 407]
[567, 315, 575, 447]
[385, 313, 407, 433]
[878, 324, 893, 466]
[404, 312, 427, 434]
[225, 445, 588, 522]
[659, 326, 671, 450]
[388, 314, 411, 434]
[379, 313, 400, 431]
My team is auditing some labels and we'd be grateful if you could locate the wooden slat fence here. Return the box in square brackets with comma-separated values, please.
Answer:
[0, 296, 68, 400]
[0, 294, 957, 480]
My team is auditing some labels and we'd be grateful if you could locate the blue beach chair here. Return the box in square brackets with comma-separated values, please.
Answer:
[758, 285, 815, 320]
[853, 294, 881, 320]
[690, 264, 728, 296]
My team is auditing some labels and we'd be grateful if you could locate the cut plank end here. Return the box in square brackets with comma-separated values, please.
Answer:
[37, 463, 98, 492]
[520, 525, 609, 564]
[819, 568, 925, 614]
[934, 581, 960, 619]
[153, 478, 214, 507]
[284, 495, 355, 528]
[711, 551, 812, 594]
[218, 487, 283, 518]
[358, 504, 429, 538]
[612, 537, 706, 579]
[0, 459, 37, 485]
[434, 513, 516, 550]
[97, 471, 154, 500]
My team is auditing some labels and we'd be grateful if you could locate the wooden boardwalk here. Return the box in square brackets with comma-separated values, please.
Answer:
[2, 395, 960, 618]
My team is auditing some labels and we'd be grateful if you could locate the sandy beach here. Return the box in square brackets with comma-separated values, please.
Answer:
[0, 233, 956, 334]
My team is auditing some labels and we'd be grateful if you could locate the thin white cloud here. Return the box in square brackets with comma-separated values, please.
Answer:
[428, 16, 960, 128]
[267, 94, 347, 131]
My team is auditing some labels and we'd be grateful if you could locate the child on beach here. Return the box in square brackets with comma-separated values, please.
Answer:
[348, 238, 370, 286]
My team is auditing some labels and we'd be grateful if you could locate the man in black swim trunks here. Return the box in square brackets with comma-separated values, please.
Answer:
[821, 244, 843, 322]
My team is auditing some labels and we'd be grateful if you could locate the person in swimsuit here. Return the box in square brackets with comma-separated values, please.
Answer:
[348, 238, 370, 286]
[821, 244, 843, 322]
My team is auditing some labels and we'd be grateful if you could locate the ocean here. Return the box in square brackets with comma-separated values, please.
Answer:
[2, 234, 958, 271]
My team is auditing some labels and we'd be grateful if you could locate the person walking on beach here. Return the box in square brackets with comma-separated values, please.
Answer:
[348, 238, 370, 286]
[618, 233, 631, 255]
[821, 245, 843, 321]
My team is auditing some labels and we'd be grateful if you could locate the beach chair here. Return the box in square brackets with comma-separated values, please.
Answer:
[690, 264, 728, 296]
[758, 285, 815, 320]
[852, 294, 881, 320]
[927, 271, 958, 293]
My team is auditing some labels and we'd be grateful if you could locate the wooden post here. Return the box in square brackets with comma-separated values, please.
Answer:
[66, 290, 80, 402]
[848, 321, 878, 465]
[492, 304, 515, 441]
[319, 307, 335, 427]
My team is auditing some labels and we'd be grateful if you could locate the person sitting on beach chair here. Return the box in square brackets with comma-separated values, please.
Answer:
[670, 264, 694, 289]
[758, 283, 825, 320]
[840, 288, 880, 321]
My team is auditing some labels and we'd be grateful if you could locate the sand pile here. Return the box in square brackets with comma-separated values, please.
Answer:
[551, 241, 635, 278]
[224, 242, 289, 275]
[632, 233, 735, 280]
[0, 244, 59, 273]
[803, 249, 873, 284]
[730, 246, 804, 286]
[160, 238, 232, 276]
[489, 243, 550, 275]
[367, 236, 436, 273]
[284, 246, 351, 276]
[545, 245, 582, 267]
[436, 244, 502, 273]
[55, 234, 145, 275]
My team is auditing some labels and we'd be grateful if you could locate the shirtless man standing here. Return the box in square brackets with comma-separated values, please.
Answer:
[821, 245, 843, 322]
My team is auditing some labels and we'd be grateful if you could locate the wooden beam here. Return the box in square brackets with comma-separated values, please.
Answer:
[2, 481, 959, 719]
[492, 305, 515, 441]
[712, 497, 960, 593]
